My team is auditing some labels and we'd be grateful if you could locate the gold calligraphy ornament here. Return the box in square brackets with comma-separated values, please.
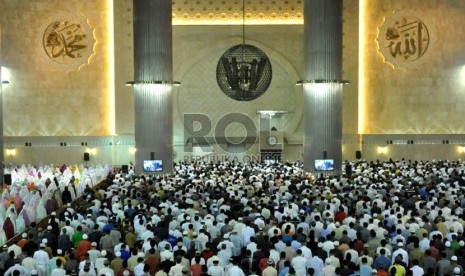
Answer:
[41, 12, 95, 70]
[377, 11, 430, 68]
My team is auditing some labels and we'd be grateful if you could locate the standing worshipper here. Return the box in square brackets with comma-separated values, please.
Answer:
[17, 233, 28, 249]
[99, 259, 115, 276]
[4, 263, 28, 276]
[88, 242, 101, 264]
[262, 258, 278, 276]
[77, 234, 92, 262]
[64, 253, 79, 275]
[51, 258, 67, 276]
[111, 251, 123, 275]
[43, 225, 58, 255]
[100, 230, 115, 253]
[145, 248, 160, 275]
[3, 215, 15, 240]
[61, 187, 72, 206]
[242, 221, 256, 247]
[72, 226, 84, 248]
[291, 249, 307, 276]
[207, 259, 225, 276]
[409, 259, 424, 276]
[227, 258, 245, 276]
[21, 250, 40, 276]
[58, 228, 72, 253]
[33, 243, 49, 276]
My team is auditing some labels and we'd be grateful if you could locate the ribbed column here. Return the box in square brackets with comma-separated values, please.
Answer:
[0, 69, 3, 183]
[303, 0, 343, 173]
[0, 23, 4, 182]
[133, 0, 173, 174]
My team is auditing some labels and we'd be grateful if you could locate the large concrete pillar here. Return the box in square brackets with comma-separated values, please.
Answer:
[303, 0, 344, 173]
[0, 21, 4, 183]
[133, 0, 173, 174]
[0, 71, 3, 183]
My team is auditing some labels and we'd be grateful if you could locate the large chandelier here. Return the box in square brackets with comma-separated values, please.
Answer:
[216, 0, 272, 101]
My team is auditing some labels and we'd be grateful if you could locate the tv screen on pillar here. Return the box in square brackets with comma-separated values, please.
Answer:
[143, 160, 163, 172]
[314, 159, 334, 171]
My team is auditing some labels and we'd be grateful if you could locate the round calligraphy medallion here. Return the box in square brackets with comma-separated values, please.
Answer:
[41, 12, 95, 70]
[377, 11, 430, 68]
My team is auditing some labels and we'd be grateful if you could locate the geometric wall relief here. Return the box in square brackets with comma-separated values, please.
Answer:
[176, 45, 300, 139]
[172, 0, 304, 25]
[40, 11, 96, 71]
[377, 10, 430, 68]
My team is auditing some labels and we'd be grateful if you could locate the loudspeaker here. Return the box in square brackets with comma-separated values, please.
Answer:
[122, 165, 129, 174]
[355, 150, 362, 159]
[323, 151, 327, 159]
[4, 174, 11, 185]
[84, 152, 90, 161]
[150, 152, 155, 160]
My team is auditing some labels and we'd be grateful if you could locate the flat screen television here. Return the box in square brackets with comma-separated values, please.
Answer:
[315, 159, 334, 171]
[143, 160, 163, 172]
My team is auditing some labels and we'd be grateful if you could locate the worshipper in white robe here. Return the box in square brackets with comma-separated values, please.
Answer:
[0, 212, 4, 230]
[5, 204, 17, 223]
[4, 263, 28, 276]
[15, 211, 25, 234]
[33, 244, 50, 276]
[27, 191, 41, 223]
[36, 199, 48, 222]
[0, 204, 6, 224]
[22, 254, 40, 276]
[18, 188, 31, 208]
[76, 178, 87, 199]
[47, 179, 58, 192]
[0, 228, 7, 246]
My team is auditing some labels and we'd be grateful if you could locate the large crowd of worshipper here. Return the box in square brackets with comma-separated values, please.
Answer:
[2, 159, 465, 276]
[0, 164, 111, 245]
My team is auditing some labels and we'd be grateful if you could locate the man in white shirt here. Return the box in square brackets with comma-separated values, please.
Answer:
[307, 255, 324, 276]
[299, 240, 313, 260]
[4, 264, 28, 276]
[227, 258, 245, 276]
[50, 259, 67, 276]
[291, 249, 307, 276]
[208, 259, 225, 276]
[322, 258, 337, 276]
[133, 257, 146, 276]
[7, 239, 22, 260]
[141, 225, 155, 242]
[168, 256, 185, 276]
[217, 244, 232, 267]
[391, 242, 409, 265]
[87, 243, 101, 264]
[33, 243, 49, 276]
[409, 259, 424, 276]
[241, 221, 255, 246]
[197, 229, 210, 251]
[419, 233, 430, 252]
[297, 217, 310, 236]
[21, 253, 40, 275]
[160, 244, 174, 262]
